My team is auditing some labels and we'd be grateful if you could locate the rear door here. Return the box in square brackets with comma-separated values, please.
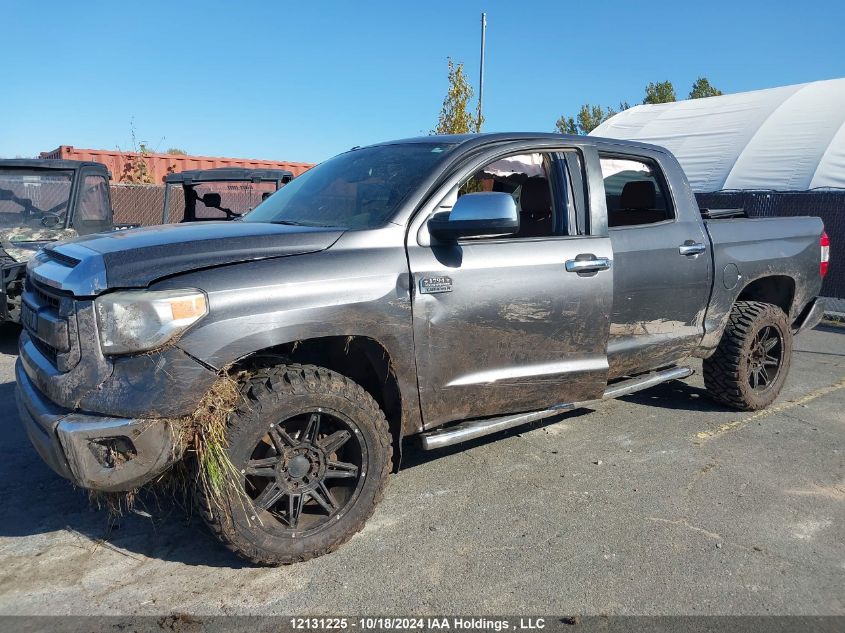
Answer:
[406, 144, 614, 429]
[599, 151, 712, 378]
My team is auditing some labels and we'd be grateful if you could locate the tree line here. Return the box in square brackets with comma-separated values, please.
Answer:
[555, 77, 723, 135]
[431, 57, 724, 137]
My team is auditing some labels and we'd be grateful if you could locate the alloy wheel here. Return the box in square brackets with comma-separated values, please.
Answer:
[746, 325, 783, 391]
[244, 409, 366, 536]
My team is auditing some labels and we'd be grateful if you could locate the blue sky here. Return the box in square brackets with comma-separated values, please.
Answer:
[2, 0, 843, 164]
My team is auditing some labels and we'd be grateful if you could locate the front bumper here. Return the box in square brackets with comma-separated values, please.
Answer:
[15, 360, 186, 492]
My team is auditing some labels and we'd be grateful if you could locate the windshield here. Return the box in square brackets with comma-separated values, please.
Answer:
[0, 169, 73, 229]
[243, 142, 456, 229]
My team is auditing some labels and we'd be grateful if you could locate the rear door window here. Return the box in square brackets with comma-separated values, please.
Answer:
[599, 156, 674, 228]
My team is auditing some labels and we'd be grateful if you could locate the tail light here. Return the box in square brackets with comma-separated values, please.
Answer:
[820, 231, 829, 278]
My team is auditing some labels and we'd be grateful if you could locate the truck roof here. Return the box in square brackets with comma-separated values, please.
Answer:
[0, 158, 110, 175]
[373, 132, 671, 155]
[165, 167, 294, 184]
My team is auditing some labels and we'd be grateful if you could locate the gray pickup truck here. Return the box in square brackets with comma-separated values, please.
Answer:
[16, 133, 828, 565]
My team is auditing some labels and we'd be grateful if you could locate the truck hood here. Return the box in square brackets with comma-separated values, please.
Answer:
[30, 221, 344, 295]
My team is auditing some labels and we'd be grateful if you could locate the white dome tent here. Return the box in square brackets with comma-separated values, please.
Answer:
[591, 78, 845, 193]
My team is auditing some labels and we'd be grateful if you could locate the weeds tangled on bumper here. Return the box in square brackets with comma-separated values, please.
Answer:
[188, 374, 246, 505]
[89, 372, 253, 522]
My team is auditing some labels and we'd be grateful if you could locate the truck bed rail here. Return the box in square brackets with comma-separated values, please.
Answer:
[700, 207, 747, 219]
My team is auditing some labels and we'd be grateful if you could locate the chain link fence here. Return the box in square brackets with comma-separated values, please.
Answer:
[161, 182, 277, 223]
[110, 184, 181, 226]
[111, 183, 276, 225]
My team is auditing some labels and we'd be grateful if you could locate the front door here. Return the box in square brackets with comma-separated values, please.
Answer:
[407, 149, 614, 429]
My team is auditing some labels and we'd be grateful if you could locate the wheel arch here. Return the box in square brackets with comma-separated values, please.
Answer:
[736, 274, 796, 317]
[230, 335, 406, 471]
[699, 273, 801, 356]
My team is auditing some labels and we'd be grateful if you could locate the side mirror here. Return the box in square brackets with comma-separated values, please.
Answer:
[202, 192, 222, 208]
[427, 192, 519, 240]
[40, 214, 62, 228]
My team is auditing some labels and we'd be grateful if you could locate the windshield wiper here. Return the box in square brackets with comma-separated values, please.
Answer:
[270, 220, 324, 227]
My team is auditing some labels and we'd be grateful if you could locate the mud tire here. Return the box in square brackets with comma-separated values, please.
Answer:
[198, 364, 392, 565]
[704, 301, 793, 411]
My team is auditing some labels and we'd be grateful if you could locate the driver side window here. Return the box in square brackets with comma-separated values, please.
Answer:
[453, 152, 559, 239]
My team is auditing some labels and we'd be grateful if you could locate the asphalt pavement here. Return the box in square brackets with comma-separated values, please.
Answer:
[0, 322, 842, 616]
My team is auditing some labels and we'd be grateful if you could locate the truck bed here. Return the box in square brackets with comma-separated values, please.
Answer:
[700, 215, 824, 352]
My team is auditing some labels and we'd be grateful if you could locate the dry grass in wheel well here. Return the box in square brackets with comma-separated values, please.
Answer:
[90, 370, 255, 523]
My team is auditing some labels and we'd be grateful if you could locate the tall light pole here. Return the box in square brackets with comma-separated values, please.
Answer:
[478, 12, 487, 129]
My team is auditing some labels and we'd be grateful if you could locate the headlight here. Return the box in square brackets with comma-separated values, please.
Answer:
[95, 289, 208, 354]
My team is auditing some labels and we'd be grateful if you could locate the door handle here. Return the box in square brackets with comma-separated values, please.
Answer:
[565, 255, 611, 273]
[679, 241, 706, 256]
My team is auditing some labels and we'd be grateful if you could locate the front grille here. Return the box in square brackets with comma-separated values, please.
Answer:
[26, 279, 61, 310]
[22, 278, 77, 372]
[31, 337, 59, 365]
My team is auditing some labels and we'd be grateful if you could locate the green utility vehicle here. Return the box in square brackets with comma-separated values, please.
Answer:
[1, 159, 135, 323]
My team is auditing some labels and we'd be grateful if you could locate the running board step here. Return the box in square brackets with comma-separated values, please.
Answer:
[420, 405, 574, 451]
[420, 366, 693, 450]
[602, 366, 693, 399]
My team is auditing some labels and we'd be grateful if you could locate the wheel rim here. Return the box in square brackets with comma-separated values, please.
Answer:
[746, 325, 784, 391]
[244, 409, 366, 536]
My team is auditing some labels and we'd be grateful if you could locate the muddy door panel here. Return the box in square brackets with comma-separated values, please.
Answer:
[409, 237, 613, 429]
[599, 152, 713, 379]
[607, 220, 712, 378]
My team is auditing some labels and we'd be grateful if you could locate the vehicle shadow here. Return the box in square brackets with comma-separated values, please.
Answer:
[400, 408, 595, 470]
[617, 379, 725, 412]
[0, 323, 20, 355]
[815, 322, 845, 335]
[401, 378, 728, 469]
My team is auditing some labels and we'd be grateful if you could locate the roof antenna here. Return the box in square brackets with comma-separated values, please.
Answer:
[478, 12, 487, 131]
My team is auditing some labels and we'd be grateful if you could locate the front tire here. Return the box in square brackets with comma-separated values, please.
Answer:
[704, 301, 793, 410]
[198, 364, 392, 565]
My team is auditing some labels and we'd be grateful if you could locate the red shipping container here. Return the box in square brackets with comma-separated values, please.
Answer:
[40, 145, 313, 184]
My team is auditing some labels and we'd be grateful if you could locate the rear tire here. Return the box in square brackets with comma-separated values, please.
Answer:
[198, 364, 392, 565]
[704, 301, 792, 410]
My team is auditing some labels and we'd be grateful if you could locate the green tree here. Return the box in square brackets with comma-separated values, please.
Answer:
[166, 147, 188, 155]
[643, 80, 676, 104]
[556, 101, 630, 135]
[578, 104, 612, 134]
[432, 58, 482, 134]
[554, 115, 578, 135]
[688, 77, 723, 99]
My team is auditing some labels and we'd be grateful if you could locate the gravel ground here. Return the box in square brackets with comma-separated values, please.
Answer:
[0, 323, 842, 616]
